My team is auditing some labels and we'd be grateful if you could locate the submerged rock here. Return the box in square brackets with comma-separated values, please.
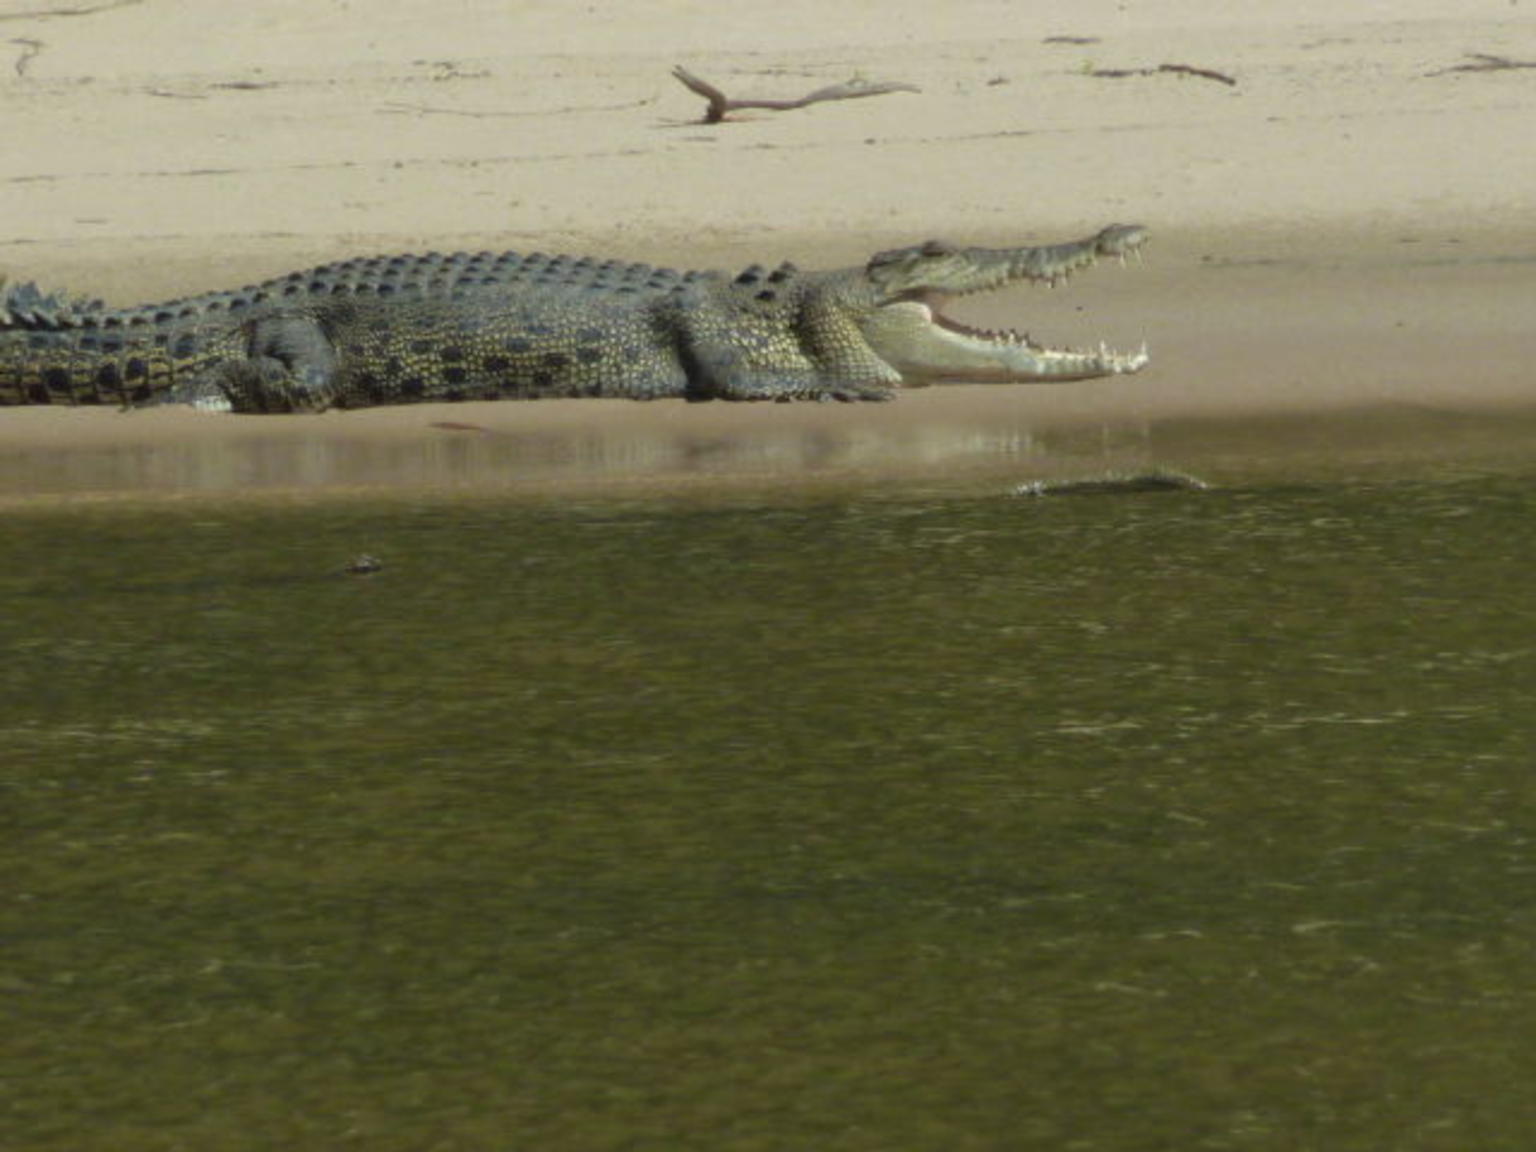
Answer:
[1014, 469, 1211, 497]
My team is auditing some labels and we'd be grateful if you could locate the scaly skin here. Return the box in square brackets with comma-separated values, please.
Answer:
[0, 225, 1148, 412]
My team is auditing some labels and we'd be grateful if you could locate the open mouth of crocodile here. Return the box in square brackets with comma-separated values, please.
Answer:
[923, 294, 1044, 349]
[861, 224, 1150, 384]
[872, 289, 1148, 384]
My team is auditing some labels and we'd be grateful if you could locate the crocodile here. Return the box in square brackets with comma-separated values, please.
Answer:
[0, 224, 1148, 413]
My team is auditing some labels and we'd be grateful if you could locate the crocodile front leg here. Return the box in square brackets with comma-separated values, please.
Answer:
[675, 298, 899, 402]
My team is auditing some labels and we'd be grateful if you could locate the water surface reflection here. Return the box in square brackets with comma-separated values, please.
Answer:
[1, 398, 1531, 500]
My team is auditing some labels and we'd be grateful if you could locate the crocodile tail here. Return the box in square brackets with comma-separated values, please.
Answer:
[1, 278, 129, 405]
[0, 277, 105, 330]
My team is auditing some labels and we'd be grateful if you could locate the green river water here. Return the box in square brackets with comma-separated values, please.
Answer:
[3, 410, 1534, 1150]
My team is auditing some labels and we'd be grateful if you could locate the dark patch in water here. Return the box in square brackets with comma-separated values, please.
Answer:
[1015, 469, 1211, 497]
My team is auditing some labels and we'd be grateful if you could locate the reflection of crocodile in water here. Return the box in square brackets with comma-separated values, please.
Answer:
[0, 224, 1148, 414]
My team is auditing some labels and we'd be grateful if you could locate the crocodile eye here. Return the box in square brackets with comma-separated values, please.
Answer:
[919, 239, 959, 258]
[866, 246, 913, 272]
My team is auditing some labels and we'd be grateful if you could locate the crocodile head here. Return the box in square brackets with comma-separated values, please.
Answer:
[852, 224, 1149, 384]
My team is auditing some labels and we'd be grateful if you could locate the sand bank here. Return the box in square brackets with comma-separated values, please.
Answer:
[1, 1, 1531, 498]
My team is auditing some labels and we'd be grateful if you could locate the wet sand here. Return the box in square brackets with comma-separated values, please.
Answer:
[1, 2, 1532, 499]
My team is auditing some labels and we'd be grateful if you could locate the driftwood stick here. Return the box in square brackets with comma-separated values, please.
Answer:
[0, 0, 142, 20]
[1425, 53, 1536, 77]
[1088, 62, 1237, 87]
[671, 65, 919, 123]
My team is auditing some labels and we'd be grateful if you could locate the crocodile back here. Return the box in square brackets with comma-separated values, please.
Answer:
[4, 251, 717, 334]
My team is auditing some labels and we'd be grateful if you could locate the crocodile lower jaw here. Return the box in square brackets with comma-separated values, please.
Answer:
[866, 300, 1148, 385]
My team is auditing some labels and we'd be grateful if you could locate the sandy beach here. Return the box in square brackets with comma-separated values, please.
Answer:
[0, 0, 1532, 496]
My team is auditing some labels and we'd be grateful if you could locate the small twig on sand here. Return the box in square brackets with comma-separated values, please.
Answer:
[1088, 62, 1237, 87]
[671, 65, 919, 123]
[1425, 53, 1536, 76]
[9, 37, 42, 76]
